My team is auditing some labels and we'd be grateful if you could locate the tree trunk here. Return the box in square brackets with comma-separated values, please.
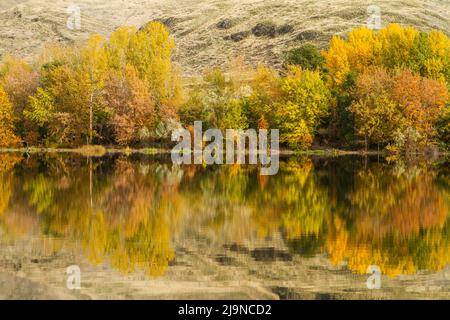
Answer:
[377, 143, 380, 162]
[89, 157, 93, 211]
[364, 134, 368, 153]
[89, 93, 94, 145]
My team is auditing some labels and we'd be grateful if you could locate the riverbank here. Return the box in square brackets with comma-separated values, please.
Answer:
[0, 146, 166, 157]
[1, 146, 448, 158]
[0, 146, 380, 157]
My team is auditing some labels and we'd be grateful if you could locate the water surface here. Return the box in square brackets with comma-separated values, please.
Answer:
[0, 153, 449, 299]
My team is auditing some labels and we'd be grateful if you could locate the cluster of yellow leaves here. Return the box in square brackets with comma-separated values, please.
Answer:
[274, 66, 331, 149]
[323, 24, 449, 85]
[0, 86, 21, 148]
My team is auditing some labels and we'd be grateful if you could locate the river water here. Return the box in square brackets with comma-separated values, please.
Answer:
[0, 153, 449, 299]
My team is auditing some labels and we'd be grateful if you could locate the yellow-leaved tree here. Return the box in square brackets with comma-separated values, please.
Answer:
[377, 24, 419, 69]
[79, 34, 109, 145]
[346, 27, 379, 73]
[323, 24, 449, 86]
[274, 66, 331, 149]
[106, 22, 183, 138]
[322, 36, 350, 85]
[0, 85, 20, 148]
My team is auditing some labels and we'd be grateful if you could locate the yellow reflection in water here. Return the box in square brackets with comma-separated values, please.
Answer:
[0, 154, 448, 278]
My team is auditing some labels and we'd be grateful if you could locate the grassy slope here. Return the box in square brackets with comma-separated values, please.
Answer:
[0, 0, 448, 76]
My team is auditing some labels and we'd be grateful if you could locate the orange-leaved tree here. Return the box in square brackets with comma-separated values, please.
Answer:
[104, 65, 155, 145]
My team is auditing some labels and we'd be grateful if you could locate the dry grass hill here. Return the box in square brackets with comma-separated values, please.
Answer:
[0, 0, 449, 75]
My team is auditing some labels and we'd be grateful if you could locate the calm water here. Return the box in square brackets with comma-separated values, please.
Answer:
[0, 153, 449, 299]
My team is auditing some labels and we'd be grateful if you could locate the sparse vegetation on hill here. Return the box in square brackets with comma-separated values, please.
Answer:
[0, 1, 448, 74]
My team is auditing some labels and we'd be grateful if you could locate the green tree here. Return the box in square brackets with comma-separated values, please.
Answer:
[437, 105, 450, 146]
[244, 65, 281, 129]
[285, 44, 325, 71]
[24, 88, 55, 128]
[349, 93, 400, 151]
[274, 66, 331, 149]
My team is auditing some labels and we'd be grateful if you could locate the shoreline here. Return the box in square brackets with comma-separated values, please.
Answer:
[0, 147, 448, 157]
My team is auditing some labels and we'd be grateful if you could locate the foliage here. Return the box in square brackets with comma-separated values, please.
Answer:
[180, 66, 249, 130]
[436, 105, 450, 146]
[244, 65, 281, 129]
[106, 23, 183, 124]
[0, 22, 448, 151]
[0, 56, 39, 117]
[24, 88, 55, 128]
[274, 66, 331, 149]
[349, 67, 448, 151]
[4, 21, 182, 147]
[0, 85, 21, 147]
[104, 66, 155, 145]
[323, 24, 450, 99]
[285, 44, 325, 71]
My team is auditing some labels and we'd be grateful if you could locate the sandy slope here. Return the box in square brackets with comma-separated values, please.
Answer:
[0, 0, 449, 74]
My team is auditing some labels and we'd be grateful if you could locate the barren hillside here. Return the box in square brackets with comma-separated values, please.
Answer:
[0, 0, 449, 75]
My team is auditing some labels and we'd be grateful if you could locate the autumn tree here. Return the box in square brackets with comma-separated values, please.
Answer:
[0, 56, 39, 142]
[0, 56, 39, 117]
[107, 23, 183, 137]
[79, 35, 109, 145]
[25, 36, 109, 146]
[349, 67, 397, 150]
[376, 24, 418, 69]
[23, 88, 55, 143]
[274, 66, 331, 149]
[350, 67, 448, 151]
[24, 88, 55, 127]
[390, 70, 448, 144]
[104, 66, 155, 145]
[346, 27, 379, 74]
[36, 65, 105, 146]
[244, 64, 281, 129]
[349, 93, 400, 151]
[0, 85, 21, 147]
[323, 35, 350, 85]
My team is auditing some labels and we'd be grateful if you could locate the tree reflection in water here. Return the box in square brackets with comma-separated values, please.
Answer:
[0, 154, 448, 278]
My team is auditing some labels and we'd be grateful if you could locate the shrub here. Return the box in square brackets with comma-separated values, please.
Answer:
[285, 44, 325, 71]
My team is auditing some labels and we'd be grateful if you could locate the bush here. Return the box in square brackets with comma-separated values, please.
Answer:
[285, 44, 325, 71]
